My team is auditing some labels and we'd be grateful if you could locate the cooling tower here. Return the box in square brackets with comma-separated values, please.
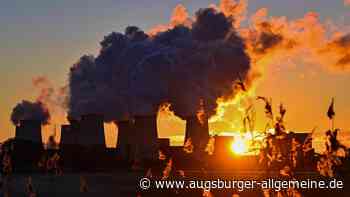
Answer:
[116, 120, 135, 160]
[157, 138, 170, 150]
[184, 116, 209, 153]
[60, 125, 77, 146]
[292, 132, 309, 144]
[78, 114, 106, 148]
[134, 115, 158, 160]
[13, 120, 44, 171]
[59, 124, 79, 169]
[15, 119, 43, 143]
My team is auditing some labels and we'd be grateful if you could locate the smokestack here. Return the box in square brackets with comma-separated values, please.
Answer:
[134, 115, 158, 160]
[116, 120, 135, 160]
[184, 116, 209, 153]
[15, 120, 43, 143]
[78, 114, 106, 148]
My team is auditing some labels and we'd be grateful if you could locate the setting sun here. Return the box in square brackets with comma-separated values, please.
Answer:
[230, 137, 249, 155]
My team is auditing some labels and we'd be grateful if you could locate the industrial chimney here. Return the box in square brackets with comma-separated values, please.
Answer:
[133, 115, 158, 161]
[78, 114, 106, 148]
[184, 115, 209, 153]
[116, 120, 135, 161]
[15, 119, 43, 143]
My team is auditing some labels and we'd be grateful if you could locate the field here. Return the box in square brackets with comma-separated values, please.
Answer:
[1, 170, 349, 197]
[1, 171, 140, 197]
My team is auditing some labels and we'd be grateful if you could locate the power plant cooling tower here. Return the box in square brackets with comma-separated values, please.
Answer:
[134, 115, 158, 160]
[184, 116, 209, 153]
[59, 124, 79, 169]
[157, 138, 170, 150]
[78, 114, 106, 148]
[116, 120, 135, 161]
[15, 119, 43, 143]
[60, 124, 77, 146]
[13, 120, 44, 171]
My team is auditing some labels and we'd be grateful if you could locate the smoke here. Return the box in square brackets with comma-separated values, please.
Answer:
[219, 0, 247, 28]
[32, 76, 55, 102]
[11, 100, 50, 126]
[68, 53, 131, 121]
[42, 0, 350, 133]
[319, 34, 350, 70]
[192, 8, 232, 41]
[11, 76, 67, 126]
[69, 31, 174, 119]
[228, 8, 350, 99]
[148, 4, 192, 36]
[242, 9, 350, 71]
[171, 4, 190, 26]
[7, 0, 350, 148]
[32, 76, 68, 115]
[68, 55, 117, 120]
[69, 6, 251, 121]
[250, 22, 286, 54]
[195, 2, 350, 129]
[71, 0, 350, 125]
[157, 8, 250, 119]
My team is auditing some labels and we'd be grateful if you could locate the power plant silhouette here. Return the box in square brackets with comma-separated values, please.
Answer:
[4, 113, 313, 172]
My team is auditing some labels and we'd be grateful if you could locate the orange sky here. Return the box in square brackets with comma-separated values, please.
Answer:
[0, 0, 349, 152]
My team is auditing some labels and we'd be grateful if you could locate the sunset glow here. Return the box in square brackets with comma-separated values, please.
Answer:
[231, 136, 249, 155]
[1, 1, 350, 196]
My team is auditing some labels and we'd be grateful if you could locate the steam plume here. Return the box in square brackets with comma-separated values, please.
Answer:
[32, 76, 68, 117]
[11, 76, 65, 128]
[68, 7, 251, 121]
[219, 0, 247, 28]
[66, 0, 350, 133]
[320, 34, 350, 70]
[11, 100, 50, 125]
